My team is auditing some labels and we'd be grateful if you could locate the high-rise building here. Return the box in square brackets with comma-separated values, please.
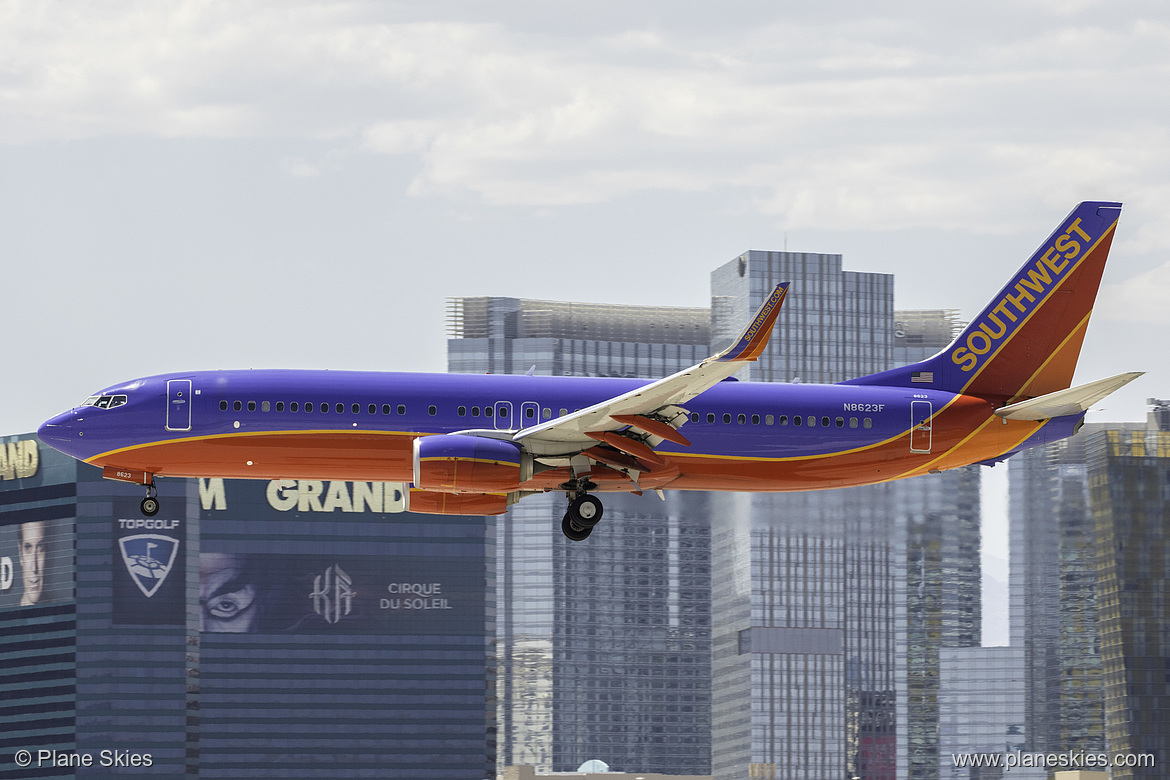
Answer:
[710, 250, 894, 383]
[448, 298, 715, 775]
[447, 297, 710, 377]
[0, 433, 496, 779]
[708, 251, 980, 780]
[937, 646, 1032, 779]
[1085, 415, 1169, 778]
[1010, 432, 1108, 754]
[1007, 402, 1169, 778]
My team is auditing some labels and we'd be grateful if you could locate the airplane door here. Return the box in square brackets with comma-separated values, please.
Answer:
[166, 379, 192, 432]
[910, 400, 932, 453]
[494, 401, 513, 431]
[520, 401, 540, 429]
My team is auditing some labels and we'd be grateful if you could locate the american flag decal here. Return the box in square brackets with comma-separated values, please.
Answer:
[911, 371, 934, 383]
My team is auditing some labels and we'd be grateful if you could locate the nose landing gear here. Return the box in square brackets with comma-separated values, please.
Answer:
[140, 481, 160, 517]
[561, 492, 604, 541]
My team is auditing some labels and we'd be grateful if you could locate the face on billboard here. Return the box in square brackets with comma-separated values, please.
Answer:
[1, 516, 71, 611]
[19, 521, 46, 606]
[199, 553, 259, 632]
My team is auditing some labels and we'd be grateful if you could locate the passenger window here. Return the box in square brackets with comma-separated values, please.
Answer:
[850, 417, 858, 428]
[262, 401, 271, 412]
[821, 416, 830, 427]
[722, 413, 731, 424]
[367, 404, 375, 414]
[559, 408, 568, 417]
[305, 402, 314, 412]
[543, 408, 552, 419]
[351, 403, 359, 414]
[809, 416, 817, 427]
[779, 415, 788, 426]
[485, 407, 494, 418]
[291, 402, 299, 412]
[836, 417, 844, 428]
[248, 401, 256, 412]
[737, 414, 746, 424]
[794, 416, 802, 427]
[336, 403, 344, 413]
[707, 413, 715, 423]
[499, 407, 508, 418]
[220, 401, 228, 411]
[752, 414, 760, 425]
[864, 418, 872, 429]
[397, 404, 406, 415]
[458, 406, 467, 416]
[277, 402, 285, 412]
[382, 404, 391, 415]
[765, 414, 774, 425]
[471, 406, 480, 417]
[691, 412, 700, 423]
[234, 401, 242, 411]
[428, 405, 437, 416]
[525, 407, 535, 419]
[321, 403, 329, 414]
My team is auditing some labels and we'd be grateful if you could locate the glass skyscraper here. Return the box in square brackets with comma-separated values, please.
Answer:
[937, 646, 1033, 779]
[1010, 432, 1108, 755]
[1086, 421, 1169, 778]
[1007, 405, 1169, 778]
[709, 251, 980, 780]
[448, 298, 715, 775]
[447, 296, 710, 378]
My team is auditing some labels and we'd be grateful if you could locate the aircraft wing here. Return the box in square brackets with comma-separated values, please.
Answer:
[513, 282, 789, 459]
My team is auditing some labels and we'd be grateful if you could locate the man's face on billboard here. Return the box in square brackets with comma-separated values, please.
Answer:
[19, 521, 46, 606]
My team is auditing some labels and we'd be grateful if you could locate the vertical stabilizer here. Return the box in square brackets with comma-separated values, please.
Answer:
[844, 201, 1121, 401]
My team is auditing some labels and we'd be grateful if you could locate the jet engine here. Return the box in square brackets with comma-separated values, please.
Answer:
[412, 434, 533, 493]
[406, 489, 515, 516]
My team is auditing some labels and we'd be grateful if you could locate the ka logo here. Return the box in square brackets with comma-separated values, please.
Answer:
[311, 564, 355, 624]
[119, 534, 179, 598]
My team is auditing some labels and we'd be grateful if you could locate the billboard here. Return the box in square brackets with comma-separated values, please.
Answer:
[0, 516, 73, 611]
[112, 495, 187, 625]
[199, 552, 482, 634]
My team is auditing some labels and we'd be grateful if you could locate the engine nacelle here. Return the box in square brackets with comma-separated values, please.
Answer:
[412, 434, 533, 493]
[406, 489, 514, 516]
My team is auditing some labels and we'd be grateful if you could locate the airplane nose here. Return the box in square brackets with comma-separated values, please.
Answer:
[37, 411, 79, 454]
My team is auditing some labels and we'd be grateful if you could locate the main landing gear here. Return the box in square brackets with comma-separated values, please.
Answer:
[561, 492, 604, 542]
[140, 481, 160, 517]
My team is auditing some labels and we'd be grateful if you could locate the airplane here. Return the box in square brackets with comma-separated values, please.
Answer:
[38, 201, 1140, 541]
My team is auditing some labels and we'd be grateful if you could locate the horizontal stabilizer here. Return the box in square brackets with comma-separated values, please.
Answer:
[994, 372, 1143, 420]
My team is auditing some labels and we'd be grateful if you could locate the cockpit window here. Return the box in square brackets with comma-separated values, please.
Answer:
[84, 394, 128, 409]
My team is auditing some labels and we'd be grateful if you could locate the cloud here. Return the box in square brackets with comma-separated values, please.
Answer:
[1098, 259, 1170, 325]
[3, 1, 1170, 235]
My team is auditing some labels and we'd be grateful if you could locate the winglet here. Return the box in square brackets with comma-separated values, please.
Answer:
[715, 282, 789, 362]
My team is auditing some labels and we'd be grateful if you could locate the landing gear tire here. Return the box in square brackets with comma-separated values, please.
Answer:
[561, 513, 593, 542]
[141, 496, 160, 517]
[568, 494, 603, 528]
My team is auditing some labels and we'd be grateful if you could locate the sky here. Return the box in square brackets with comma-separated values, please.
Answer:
[3, 1, 1168, 641]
